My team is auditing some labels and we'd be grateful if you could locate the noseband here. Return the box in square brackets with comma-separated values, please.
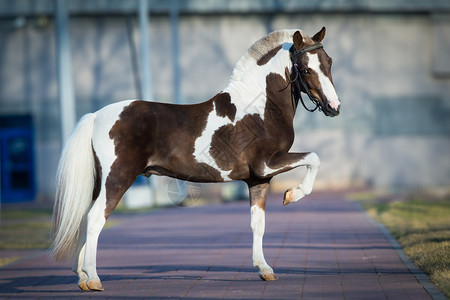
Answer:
[281, 43, 323, 112]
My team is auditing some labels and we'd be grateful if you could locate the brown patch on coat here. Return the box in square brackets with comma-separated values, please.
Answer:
[263, 73, 296, 150]
[104, 99, 221, 218]
[213, 92, 236, 122]
[304, 68, 322, 99]
[257, 45, 282, 66]
[92, 146, 102, 201]
[105, 101, 154, 218]
[247, 179, 271, 210]
[209, 113, 265, 181]
[256, 72, 310, 177]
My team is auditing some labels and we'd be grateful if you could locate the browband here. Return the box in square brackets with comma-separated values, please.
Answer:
[290, 43, 323, 61]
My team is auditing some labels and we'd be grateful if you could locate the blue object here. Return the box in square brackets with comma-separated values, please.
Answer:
[0, 115, 36, 203]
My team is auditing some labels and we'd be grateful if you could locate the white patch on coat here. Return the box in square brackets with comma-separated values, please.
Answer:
[306, 53, 340, 110]
[262, 163, 293, 177]
[250, 205, 272, 273]
[92, 100, 135, 174]
[193, 102, 233, 181]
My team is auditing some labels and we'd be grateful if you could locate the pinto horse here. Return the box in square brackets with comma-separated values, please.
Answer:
[51, 27, 340, 291]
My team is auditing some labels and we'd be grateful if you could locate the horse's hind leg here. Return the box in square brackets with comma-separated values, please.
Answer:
[247, 180, 278, 281]
[81, 166, 137, 291]
[72, 214, 89, 291]
[82, 190, 107, 291]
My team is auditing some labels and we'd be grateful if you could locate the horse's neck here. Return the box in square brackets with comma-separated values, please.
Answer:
[223, 48, 292, 122]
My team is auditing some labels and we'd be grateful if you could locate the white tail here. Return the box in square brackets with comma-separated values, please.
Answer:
[51, 113, 97, 261]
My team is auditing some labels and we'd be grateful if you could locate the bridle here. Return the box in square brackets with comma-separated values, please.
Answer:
[281, 43, 324, 112]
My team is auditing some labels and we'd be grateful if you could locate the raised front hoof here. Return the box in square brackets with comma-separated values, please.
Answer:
[283, 187, 305, 206]
[259, 272, 278, 281]
[77, 280, 90, 291]
[86, 279, 104, 291]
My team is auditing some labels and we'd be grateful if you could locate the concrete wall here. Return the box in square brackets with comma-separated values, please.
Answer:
[0, 11, 449, 200]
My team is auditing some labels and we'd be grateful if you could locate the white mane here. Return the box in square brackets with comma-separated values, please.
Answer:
[230, 29, 300, 82]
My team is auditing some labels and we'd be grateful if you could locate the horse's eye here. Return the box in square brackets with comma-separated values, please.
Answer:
[301, 69, 310, 75]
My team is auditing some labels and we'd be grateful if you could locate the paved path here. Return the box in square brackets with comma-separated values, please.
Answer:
[0, 193, 435, 299]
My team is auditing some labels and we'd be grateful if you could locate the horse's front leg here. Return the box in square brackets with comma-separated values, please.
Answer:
[247, 180, 278, 281]
[264, 152, 320, 205]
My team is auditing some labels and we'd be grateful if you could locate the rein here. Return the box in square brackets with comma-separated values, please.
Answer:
[280, 43, 323, 113]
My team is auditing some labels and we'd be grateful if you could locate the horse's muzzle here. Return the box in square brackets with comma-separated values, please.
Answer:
[323, 103, 340, 117]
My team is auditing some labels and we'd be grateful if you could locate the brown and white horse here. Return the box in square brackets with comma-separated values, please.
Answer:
[51, 27, 340, 291]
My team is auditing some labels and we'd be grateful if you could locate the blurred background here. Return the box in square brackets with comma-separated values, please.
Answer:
[0, 0, 449, 207]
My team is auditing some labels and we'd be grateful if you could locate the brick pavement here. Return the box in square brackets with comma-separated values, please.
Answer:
[0, 193, 437, 299]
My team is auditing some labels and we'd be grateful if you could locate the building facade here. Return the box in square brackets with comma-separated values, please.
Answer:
[1, 1, 449, 201]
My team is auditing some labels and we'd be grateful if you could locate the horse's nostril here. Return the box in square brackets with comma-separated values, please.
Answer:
[326, 103, 333, 111]
[337, 104, 341, 112]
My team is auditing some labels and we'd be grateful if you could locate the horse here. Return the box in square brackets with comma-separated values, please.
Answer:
[51, 27, 340, 291]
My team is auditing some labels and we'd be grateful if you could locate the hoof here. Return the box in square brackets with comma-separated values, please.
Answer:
[77, 280, 90, 291]
[283, 186, 305, 206]
[86, 278, 104, 291]
[259, 272, 278, 281]
[283, 187, 296, 206]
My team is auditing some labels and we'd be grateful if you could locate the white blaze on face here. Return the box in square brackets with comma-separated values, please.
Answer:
[306, 53, 340, 110]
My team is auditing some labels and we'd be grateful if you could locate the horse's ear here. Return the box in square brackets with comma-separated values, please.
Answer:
[293, 31, 304, 50]
[312, 27, 326, 43]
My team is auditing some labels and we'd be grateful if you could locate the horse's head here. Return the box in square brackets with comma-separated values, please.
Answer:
[290, 27, 340, 117]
